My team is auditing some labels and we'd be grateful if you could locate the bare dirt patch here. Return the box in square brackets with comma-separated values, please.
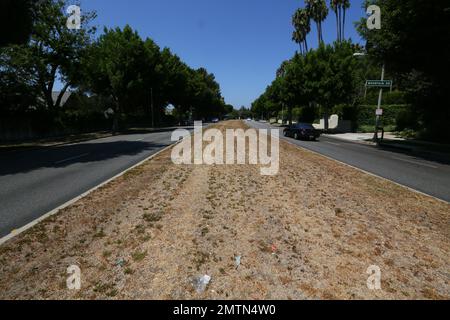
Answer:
[0, 120, 449, 300]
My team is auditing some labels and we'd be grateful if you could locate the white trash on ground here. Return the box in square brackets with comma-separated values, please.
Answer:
[192, 275, 211, 294]
[235, 256, 241, 269]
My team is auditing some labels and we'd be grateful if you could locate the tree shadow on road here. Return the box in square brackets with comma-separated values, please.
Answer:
[0, 140, 169, 176]
[377, 143, 450, 166]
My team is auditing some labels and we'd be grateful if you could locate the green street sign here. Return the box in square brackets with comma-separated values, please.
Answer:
[366, 80, 393, 88]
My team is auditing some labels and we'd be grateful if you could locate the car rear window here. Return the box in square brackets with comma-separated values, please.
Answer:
[296, 123, 314, 129]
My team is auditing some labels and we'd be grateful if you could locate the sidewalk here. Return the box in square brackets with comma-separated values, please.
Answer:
[324, 132, 450, 162]
[323, 132, 404, 145]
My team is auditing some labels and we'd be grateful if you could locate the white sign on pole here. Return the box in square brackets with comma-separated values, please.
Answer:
[376, 109, 383, 116]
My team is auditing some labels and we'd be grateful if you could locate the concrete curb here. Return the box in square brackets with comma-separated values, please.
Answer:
[323, 134, 377, 146]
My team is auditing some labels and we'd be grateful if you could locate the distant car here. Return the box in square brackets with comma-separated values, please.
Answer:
[246, 118, 252, 121]
[212, 118, 219, 123]
[283, 123, 320, 141]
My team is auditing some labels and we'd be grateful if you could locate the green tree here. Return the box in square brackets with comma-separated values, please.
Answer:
[357, 0, 450, 140]
[303, 42, 359, 129]
[81, 25, 149, 132]
[330, 0, 350, 42]
[0, 0, 34, 47]
[1, 0, 96, 110]
[253, 42, 360, 130]
[159, 48, 191, 117]
[341, 0, 350, 41]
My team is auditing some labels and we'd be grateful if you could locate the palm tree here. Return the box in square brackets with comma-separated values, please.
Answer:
[305, 0, 329, 44]
[292, 8, 311, 55]
[341, 0, 350, 41]
[330, 0, 351, 42]
[330, 0, 341, 42]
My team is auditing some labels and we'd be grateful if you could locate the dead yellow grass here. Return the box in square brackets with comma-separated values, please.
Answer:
[0, 120, 448, 300]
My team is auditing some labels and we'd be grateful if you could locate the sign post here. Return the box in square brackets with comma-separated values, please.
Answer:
[372, 65, 386, 143]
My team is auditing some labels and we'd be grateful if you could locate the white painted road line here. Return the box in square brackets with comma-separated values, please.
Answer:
[391, 156, 439, 169]
[325, 141, 342, 146]
[55, 153, 90, 165]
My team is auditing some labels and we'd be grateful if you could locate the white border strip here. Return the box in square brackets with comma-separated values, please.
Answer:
[0, 142, 179, 246]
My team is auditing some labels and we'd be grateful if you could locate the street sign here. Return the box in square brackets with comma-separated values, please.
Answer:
[366, 80, 393, 88]
[376, 108, 383, 116]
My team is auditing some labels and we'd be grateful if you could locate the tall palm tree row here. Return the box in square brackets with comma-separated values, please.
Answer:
[330, 0, 341, 42]
[341, 0, 350, 41]
[292, 8, 311, 55]
[330, 0, 351, 42]
[291, 0, 350, 52]
[305, 0, 329, 45]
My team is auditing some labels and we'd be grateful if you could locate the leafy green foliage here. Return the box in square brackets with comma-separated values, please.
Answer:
[1, 0, 227, 139]
[1, 0, 96, 110]
[357, 0, 450, 141]
[252, 41, 360, 128]
[0, 0, 34, 47]
[305, 0, 329, 44]
[292, 8, 311, 54]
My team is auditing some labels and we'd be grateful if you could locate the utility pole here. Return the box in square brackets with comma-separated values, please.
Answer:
[150, 87, 154, 128]
[373, 63, 385, 143]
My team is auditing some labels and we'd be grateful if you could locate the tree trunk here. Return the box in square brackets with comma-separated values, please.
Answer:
[112, 98, 120, 135]
[112, 115, 119, 135]
[335, 11, 340, 42]
[319, 21, 323, 43]
[288, 106, 293, 126]
[43, 87, 54, 110]
[316, 22, 321, 44]
[324, 111, 329, 131]
[54, 83, 70, 108]
[342, 7, 346, 41]
[41, 64, 58, 110]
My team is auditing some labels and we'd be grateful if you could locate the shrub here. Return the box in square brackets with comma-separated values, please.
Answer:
[357, 104, 410, 128]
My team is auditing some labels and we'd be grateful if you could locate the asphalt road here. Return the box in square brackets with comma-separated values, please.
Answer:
[1, 121, 449, 239]
[0, 128, 191, 238]
[248, 121, 450, 203]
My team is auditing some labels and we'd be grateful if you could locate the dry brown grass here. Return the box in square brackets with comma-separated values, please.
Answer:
[0, 120, 448, 300]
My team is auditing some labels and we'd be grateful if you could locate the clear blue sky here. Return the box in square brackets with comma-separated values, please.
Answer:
[74, 0, 367, 108]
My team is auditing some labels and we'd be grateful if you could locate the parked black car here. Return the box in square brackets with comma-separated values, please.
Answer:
[283, 123, 320, 141]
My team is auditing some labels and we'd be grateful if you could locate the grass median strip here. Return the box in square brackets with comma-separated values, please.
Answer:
[0, 120, 448, 300]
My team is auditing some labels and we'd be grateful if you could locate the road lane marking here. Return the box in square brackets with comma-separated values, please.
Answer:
[325, 141, 342, 146]
[391, 156, 438, 169]
[136, 138, 145, 141]
[55, 153, 89, 165]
